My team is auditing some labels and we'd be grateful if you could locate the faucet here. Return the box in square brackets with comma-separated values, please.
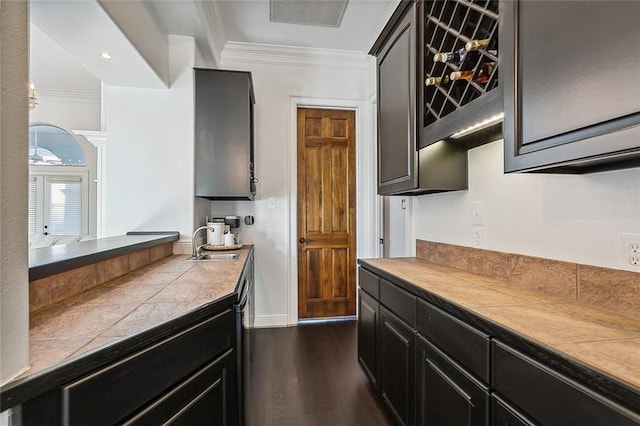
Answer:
[191, 225, 215, 259]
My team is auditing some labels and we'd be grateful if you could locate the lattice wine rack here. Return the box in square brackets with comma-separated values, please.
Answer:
[423, 0, 500, 128]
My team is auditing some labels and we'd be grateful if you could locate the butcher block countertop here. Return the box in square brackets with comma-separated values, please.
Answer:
[360, 257, 640, 396]
[21, 247, 253, 381]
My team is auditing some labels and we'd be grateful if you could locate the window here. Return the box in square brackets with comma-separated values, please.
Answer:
[28, 125, 91, 238]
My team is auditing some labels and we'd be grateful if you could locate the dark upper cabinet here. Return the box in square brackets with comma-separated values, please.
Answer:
[195, 68, 256, 200]
[374, 1, 420, 195]
[371, 0, 502, 196]
[502, 1, 640, 173]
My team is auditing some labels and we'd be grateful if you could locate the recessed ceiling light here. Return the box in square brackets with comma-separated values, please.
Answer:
[100, 52, 112, 60]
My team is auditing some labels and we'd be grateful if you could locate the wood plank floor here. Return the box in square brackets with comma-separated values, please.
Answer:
[245, 320, 393, 426]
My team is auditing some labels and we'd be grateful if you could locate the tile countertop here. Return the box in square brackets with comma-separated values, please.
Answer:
[360, 257, 640, 392]
[22, 247, 252, 380]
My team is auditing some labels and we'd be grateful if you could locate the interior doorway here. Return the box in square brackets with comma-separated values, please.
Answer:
[297, 107, 357, 319]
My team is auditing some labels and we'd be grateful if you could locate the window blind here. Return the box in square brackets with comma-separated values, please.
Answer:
[48, 179, 82, 235]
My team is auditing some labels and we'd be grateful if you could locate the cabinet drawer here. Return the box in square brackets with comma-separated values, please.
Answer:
[380, 278, 415, 328]
[417, 299, 490, 383]
[63, 309, 235, 425]
[359, 267, 380, 299]
[124, 348, 235, 425]
[492, 340, 640, 426]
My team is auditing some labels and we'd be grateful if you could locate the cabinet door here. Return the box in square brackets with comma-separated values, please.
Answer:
[491, 394, 535, 426]
[195, 69, 255, 200]
[377, 2, 419, 195]
[416, 335, 489, 426]
[380, 306, 415, 425]
[358, 289, 379, 389]
[503, 1, 640, 172]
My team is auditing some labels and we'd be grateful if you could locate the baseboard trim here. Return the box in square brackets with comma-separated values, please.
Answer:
[253, 314, 289, 328]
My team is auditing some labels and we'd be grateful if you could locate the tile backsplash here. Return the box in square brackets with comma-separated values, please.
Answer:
[416, 240, 640, 318]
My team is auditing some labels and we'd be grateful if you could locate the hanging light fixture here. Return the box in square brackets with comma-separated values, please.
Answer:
[28, 82, 38, 110]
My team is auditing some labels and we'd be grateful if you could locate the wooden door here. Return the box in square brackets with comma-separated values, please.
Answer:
[297, 108, 356, 319]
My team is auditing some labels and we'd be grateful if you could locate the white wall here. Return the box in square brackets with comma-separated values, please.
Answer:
[219, 47, 377, 326]
[1, 0, 30, 385]
[414, 140, 640, 270]
[29, 25, 101, 131]
[104, 35, 196, 241]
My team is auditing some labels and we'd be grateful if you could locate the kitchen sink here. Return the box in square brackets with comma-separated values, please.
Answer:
[185, 253, 240, 262]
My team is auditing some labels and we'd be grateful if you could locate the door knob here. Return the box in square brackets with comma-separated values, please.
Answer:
[299, 237, 306, 244]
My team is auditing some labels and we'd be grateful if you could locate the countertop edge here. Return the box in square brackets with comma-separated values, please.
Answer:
[358, 258, 640, 414]
[29, 232, 180, 281]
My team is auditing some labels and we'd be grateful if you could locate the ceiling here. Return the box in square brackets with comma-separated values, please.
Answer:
[148, 0, 396, 61]
[29, 0, 396, 89]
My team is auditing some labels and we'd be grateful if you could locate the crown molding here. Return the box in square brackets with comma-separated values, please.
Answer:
[37, 89, 101, 103]
[221, 41, 370, 70]
[193, 0, 226, 67]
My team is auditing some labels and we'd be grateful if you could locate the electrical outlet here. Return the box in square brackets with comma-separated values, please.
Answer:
[619, 234, 640, 270]
[472, 226, 484, 248]
[267, 197, 277, 209]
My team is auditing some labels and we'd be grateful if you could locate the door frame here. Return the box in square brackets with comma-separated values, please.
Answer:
[287, 95, 380, 325]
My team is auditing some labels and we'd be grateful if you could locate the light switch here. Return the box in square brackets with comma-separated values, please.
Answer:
[472, 201, 485, 226]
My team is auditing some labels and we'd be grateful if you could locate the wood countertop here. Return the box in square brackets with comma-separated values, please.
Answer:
[20, 247, 253, 382]
[359, 257, 640, 394]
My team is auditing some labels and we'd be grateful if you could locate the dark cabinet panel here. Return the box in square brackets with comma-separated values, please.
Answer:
[124, 348, 236, 425]
[492, 340, 640, 426]
[417, 299, 490, 383]
[359, 267, 380, 299]
[502, 1, 640, 172]
[195, 68, 256, 199]
[491, 394, 535, 426]
[416, 335, 489, 426]
[380, 278, 416, 328]
[376, 1, 418, 195]
[63, 309, 234, 425]
[358, 289, 379, 388]
[380, 306, 415, 425]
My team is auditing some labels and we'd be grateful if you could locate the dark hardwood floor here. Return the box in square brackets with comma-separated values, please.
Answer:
[245, 320, 393, 426]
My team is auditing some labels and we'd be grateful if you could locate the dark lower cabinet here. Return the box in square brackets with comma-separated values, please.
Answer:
[357, 289, 379, 388]
[124, 348, 236, 425]
[416, 335, 489, 426]
[491, 394, 535, 426]
[379, 306, 415, 426]
[357, 263, 640, 426]
[492, 340, 640, 426]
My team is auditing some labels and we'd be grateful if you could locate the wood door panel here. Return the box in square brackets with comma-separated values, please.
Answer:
[298, 108, 356, 319]
[305, 147, 323, 233]
[331, 248, 348, 299]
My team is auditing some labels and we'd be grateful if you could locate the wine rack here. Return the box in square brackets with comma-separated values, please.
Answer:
[423, 0, 500, 135]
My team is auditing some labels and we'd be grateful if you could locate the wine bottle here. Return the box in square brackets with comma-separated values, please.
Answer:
[474, 62, 496, 84]
[434, 50, 463, 64]
[434, 48, 482, 69]
[450, 62, 496, 84]
[465, 38, 490, 51]
[450, 70, 474, 81]
[425, 75, 450, 86]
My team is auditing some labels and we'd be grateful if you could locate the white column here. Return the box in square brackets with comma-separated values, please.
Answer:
[0, 0, 30, 385]
[74, 130, 107, 238]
